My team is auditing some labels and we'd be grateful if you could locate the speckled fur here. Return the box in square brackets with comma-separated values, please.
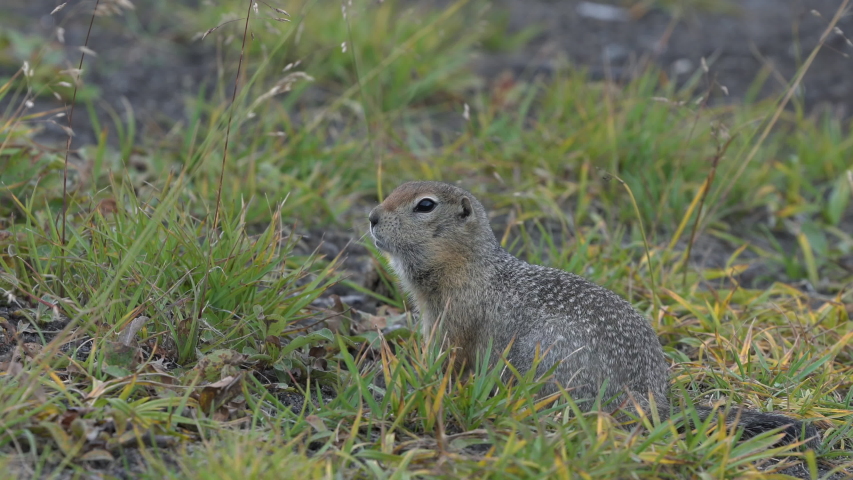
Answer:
[369, 181, 819, 448]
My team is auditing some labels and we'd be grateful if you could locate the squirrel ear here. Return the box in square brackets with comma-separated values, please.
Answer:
[460, 197, 472, 219]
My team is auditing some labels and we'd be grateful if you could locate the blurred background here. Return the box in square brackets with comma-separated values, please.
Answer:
[2, 0, 851, 147]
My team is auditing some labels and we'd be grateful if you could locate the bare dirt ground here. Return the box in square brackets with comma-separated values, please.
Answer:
[478, 0, 852, 117]
[2, 1, 851, 147]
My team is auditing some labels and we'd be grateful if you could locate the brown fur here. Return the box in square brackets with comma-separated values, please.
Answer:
[368, 180, 820, 449]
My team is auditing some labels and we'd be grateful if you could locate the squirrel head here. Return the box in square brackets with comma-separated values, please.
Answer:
[368, 181, 498, 285]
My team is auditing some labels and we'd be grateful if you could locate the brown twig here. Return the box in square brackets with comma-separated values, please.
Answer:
[681, 133, 737, 287]
[59, 0, 102, 297]
[281, 306, 354, 336]
[198, 0, 254, 320]
[212, 1, 253, 236]
[704, 0, 851, 228]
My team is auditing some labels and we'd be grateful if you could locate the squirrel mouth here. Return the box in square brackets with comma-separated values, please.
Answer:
[370, 229, 389, 252]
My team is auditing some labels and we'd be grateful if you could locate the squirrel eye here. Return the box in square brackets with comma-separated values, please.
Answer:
[413, 198, 437, 213]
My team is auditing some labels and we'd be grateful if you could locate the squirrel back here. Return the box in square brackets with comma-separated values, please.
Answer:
[368, 180, 819, 448]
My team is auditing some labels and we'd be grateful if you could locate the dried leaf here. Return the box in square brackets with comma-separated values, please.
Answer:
[201, 27, 218, 41]
[0, 317, 17, 345]
[117, 315, 148, 346]
[305, 414, 327, 432]
[355, 313, 387, 332]
[265, 335, 281, 348]
[576, 2, 629, 22]
[97, 198, 118, 216]
[21, 342, 43, 358]
[80, 449, 115, 462]
[87, 379, 109, 400]
[78, 46, 98, 57]
[190, 349, 247, 383]
[307, 345, 326, 358]
[57, 408, 83, 428]
[376, 305, 402, 317]
[47, 120, 74, 137]
[198, 373, 244, 414]
[59, 68, 83, 81]
[2, 359, 23, 376]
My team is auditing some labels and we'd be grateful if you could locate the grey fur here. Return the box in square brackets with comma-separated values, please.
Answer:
[369, 181, 819, 448]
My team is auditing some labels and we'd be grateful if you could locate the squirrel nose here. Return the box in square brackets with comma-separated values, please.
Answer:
[368, 209, 379, 228]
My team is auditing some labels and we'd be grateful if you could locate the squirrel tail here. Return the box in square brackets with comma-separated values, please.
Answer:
[689, 405, 820, 449]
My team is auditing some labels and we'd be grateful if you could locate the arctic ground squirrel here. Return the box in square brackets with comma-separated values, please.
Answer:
[368, 180, 819, 448]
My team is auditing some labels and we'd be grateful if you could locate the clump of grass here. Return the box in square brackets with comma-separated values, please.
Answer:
[0, 173, 338, 453]
[1, 0, 338, 471]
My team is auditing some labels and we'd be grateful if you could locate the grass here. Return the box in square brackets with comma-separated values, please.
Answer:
[1, 0, 852, 478]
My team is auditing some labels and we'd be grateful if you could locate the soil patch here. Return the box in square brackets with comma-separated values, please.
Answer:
[477, 0, 853, 117]
[1, 1, 851, 149]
